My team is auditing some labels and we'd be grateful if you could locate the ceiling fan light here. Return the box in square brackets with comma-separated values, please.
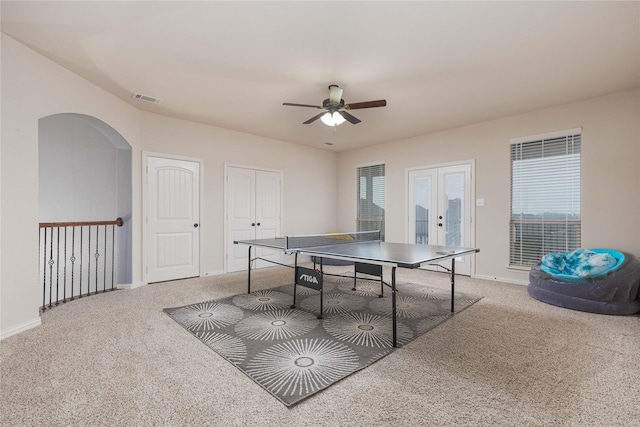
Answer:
[333, 112, 346, 125]
[320, 112, 333, 126]
[321, 111, 345, 126]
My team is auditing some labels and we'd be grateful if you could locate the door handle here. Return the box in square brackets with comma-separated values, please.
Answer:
[194, 223, 199, 228]
[438, 223, 443, 227]
[251, 223, 255, 227]
[256, 222, 261, 226]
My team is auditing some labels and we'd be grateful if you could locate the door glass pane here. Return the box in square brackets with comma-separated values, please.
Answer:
[414, 176, 430, 244]
[445, 173, 463, 247]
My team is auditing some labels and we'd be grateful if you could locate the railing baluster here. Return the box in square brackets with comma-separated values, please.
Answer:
[87, 226, 92, 295]
[63, 227, 67, 303]
[94, 225, 99, 294]
[48, 227, 54, 309]
[71, 227, 76, 301]
[42, 228, 47, 310]
[111, 224, 115, 291]
[55, 227, 60, 305]
[79, 227, 83, 298]
[103, 225, 107, 292]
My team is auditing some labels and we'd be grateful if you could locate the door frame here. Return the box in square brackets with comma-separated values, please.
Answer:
[224, 162, 284, 274]
[405, 159, 476, 276]
[142, 151, 205, 285]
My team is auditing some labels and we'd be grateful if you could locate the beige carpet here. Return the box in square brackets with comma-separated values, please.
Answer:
[1, 265, 639, 426]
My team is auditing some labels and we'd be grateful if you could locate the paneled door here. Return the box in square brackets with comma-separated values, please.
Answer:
[226, 166, 282, 272]
[408, 163, 473, 275]
[146, 156, 200, 283]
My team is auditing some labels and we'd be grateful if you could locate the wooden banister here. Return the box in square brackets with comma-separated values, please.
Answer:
[39, 217, 123, 228]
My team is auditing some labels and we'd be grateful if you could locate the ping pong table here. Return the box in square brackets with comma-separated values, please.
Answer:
[234, 231, 479, 347]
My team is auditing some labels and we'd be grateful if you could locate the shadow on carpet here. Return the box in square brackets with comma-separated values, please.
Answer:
[164, 273, 482, 406]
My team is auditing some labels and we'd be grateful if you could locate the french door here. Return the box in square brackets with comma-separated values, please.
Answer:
[408, 163, 473, 275]
[146, 156, 201, 283]
[226, 166, 282, 272]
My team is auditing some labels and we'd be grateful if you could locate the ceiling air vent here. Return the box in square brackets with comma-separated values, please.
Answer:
[132, 93, 163, 104]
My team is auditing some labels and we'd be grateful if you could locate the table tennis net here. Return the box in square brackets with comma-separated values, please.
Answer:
[284, 230, 380, 251]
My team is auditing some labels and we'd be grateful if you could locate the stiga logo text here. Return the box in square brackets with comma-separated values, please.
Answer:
[299, 274, 319, 284]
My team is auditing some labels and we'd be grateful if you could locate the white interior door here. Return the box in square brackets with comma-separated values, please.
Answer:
[146, 156, 200, 283]
[227, 166, 282, 272]
[408, 163, 473, 275]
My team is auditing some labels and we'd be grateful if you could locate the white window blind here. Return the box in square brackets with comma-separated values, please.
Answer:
[510, 130, 581, 267]
[357, 163, 385, 240]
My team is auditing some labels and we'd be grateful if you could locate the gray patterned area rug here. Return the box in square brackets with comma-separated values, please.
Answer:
[164, 273, 482, 406]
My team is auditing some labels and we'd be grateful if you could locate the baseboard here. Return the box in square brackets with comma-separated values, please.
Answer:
[203, 270, 225, 276]
[116, 281, 145, 290]
[0, 317, 42, 341]
[473, 274, 529, 286]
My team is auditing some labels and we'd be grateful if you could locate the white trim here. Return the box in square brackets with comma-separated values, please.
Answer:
[224, 162, 282, 174]
[405, 158, 476, 174]
[404, 159, 476, 275]
[203, 270, 225, 277]
[354, 160, 386, 169]
[510, 127, 582, 144]
[0, 317, 42, 341]
[355, 161, 386, 234]
[474, 274, 529, 286]
[142, 151, 204, 284]
[116, 281, 145, 290]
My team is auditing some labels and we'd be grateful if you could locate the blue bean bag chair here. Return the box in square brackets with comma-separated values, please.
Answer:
[528, 248, 640, 315]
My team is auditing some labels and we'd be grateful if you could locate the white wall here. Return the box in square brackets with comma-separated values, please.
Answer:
[1, 34, 142, 339]
[0, 34, 337, 339]
[337, 89, 640, 284]
[2, 31, 638, 339]
[39, 114, 118, 221]
[139, 112, 337, 276]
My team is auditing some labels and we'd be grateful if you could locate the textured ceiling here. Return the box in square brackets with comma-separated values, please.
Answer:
[2, 1, 639, 151]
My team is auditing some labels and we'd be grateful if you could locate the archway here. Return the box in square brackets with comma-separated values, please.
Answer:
[38, 113, 132, 288]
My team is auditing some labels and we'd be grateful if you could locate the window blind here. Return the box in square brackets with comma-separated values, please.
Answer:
[510, 131, 581, 267]
[357, 163, 385, 240]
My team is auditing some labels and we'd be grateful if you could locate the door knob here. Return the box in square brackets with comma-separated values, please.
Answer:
[438, 223, 443, 227]
[256, 222, 261, 226]
[251, 223, 256, 226]
[194, 223, 199, 228]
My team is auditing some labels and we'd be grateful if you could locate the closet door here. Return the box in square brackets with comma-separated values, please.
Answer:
[226, 166, 282, 272]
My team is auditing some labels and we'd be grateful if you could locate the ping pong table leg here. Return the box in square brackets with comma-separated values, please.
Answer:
[392, 267, 397, 348]
[247, 246, 252, 294]
[291, 252, 298, 309]
[318, 257, 324, 320]
[450, 258, 455, 312]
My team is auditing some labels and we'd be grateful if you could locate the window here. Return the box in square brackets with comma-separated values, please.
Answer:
[357, 163, 385, 240]
[510, 129, 581, 267]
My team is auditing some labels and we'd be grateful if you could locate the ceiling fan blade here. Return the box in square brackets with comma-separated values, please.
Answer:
[303, 112, 326, 124]
[346, 100, 387, 110]
[283, 102, 323, 109]
[328, 85, 343, 105]
[338, 110, 361, 124]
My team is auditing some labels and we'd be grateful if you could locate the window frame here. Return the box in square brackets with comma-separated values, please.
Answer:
[509, 128, 582, 268]
[356, 161, 386, 240]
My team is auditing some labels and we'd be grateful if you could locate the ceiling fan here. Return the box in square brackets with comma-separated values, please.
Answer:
[283, 85, 386, 126]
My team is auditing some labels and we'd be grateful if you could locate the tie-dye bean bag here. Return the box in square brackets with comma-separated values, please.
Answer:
[528, 249, 640, 314]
